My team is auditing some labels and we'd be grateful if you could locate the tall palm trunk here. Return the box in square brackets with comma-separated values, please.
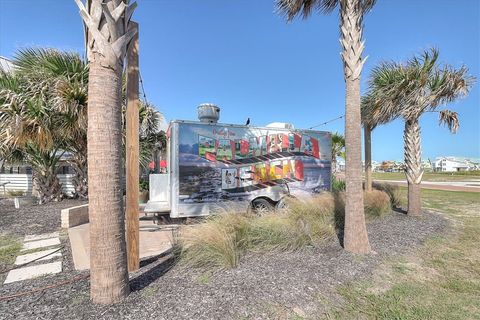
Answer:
[404, 118, 422, 216]
[364, 125, 372, 191]
[87, 59, 130, 303]
[75, 0, 138, 304]
[340, 0, 371, 253]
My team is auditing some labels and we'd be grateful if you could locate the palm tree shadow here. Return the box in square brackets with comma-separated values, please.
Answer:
[393, 206, 407, 215]
[130, 249, 177, 292]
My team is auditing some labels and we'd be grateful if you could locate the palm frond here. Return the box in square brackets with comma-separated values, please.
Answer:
[438, 109, 459, 134]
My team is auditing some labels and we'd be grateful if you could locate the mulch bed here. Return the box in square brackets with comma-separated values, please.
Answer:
[0, 201, 449, 320]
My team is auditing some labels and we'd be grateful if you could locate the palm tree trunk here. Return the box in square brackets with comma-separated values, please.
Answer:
[364, 125, 372, 191]
[70, 152, 88, 199]
[404, 118, 423, 216]
[87, 59, 129, 303]
[340, 0, 371, 254]
[32, 168, 62, 204]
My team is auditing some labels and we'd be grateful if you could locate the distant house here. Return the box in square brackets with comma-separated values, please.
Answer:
[433, 157, 480, 172]
[376, 160, 405, 173]
[0, 56, 13, 73]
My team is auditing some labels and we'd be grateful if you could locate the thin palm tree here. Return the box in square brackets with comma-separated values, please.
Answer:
[331, 132, 345, 174]
[361, 92, 401, 191]
[363, 49, 474, 215]
[276, 0, 376, 253]
[74, 0, 138, 304]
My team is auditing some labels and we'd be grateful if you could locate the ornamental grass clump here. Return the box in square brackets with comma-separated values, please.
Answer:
[177, 213, 249, 269]
[372, 182, 402, 208]
[334, 190, 391, 223]
[245, 193, 336, 252]
[363, 190, 391, 218]
[177, 193, 336, 269]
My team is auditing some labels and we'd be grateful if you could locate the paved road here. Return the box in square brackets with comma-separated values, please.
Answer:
[374, 179, 480, 193]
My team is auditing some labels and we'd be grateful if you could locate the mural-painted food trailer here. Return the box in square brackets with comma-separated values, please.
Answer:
[145, 104, 332, 218]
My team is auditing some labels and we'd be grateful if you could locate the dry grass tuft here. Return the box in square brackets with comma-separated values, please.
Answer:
[364, 190, 391, 218]
[177, 193, 336, 269]
[177, 213, 249, 269]
[372, 182, 402, 208]
[246, 193, 336, 251]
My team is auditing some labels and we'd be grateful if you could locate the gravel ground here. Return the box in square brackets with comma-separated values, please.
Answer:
[0, 198, 87, 236]
[0, 201, 449, 320]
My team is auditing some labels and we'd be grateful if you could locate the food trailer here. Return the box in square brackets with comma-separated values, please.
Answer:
[145, 104, 332, 218]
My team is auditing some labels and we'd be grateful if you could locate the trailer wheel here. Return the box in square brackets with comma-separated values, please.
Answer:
[251, 198, 274, 215]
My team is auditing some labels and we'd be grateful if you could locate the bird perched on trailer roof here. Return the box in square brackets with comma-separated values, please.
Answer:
[245, 118, 250, 126]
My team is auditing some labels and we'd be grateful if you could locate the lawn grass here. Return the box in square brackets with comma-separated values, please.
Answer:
[329, 188, 480, 319]
[0, 234, 22, 268]
[372, 171, 480, 182]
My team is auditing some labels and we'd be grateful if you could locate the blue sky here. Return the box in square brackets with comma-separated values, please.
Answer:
[0, 0, 478, 161]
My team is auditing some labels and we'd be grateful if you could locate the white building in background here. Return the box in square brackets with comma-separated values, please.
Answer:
[0, 56, 13, 73]
[433, 157, 480, 172]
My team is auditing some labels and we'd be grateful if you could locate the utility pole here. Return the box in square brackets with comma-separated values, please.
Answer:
[126, 21, 140, 272]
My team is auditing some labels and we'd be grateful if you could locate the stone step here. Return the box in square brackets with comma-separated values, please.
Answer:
[21, 237, 61, 251]
[4, 261, 62, 284]
[24, 232, 59, 242]
[15, 248, 62, 265]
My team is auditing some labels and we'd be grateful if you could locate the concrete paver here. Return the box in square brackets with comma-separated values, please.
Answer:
[24, 232, 59, 242]
[21, 237, 61, 251]
[69, 218, 174, 270]
[4, 261, 62, 284]
[14, 248, 62, 265]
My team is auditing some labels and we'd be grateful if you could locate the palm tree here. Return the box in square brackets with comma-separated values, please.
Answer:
[14, 48, 90, 199]
[361, 92, 401, 191]
[363, 49, 474, 215]
[276, 0, 376, 253]
[331, 132, 345, 174]
[0, 52, 71, 203]
[74, 0, 138, 304]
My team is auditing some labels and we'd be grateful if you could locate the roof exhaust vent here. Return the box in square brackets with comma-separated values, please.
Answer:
[198, 103, 220, 123]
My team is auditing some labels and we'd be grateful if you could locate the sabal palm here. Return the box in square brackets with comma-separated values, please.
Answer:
[364, 49, 474, 215]
[331, 132, 345, 173]
[0, 52, 72, 203]
[276, 0, 376, 253]
[6, 48, 164, 199]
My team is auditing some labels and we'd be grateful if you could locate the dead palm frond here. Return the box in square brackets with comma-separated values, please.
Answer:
[438, 109, 459, 134]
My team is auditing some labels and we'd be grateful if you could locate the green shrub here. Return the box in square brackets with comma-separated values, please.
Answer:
[372, 182, 402, 208]
[332, 176, 346, 192]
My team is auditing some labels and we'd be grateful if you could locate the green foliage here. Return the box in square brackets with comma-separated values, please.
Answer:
[0, 234, 22, 267]
[139, 179, 149, 192]
[332, 176, 346, 192]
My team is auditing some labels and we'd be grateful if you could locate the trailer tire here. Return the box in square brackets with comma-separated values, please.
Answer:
[251, 198, 274, 215]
